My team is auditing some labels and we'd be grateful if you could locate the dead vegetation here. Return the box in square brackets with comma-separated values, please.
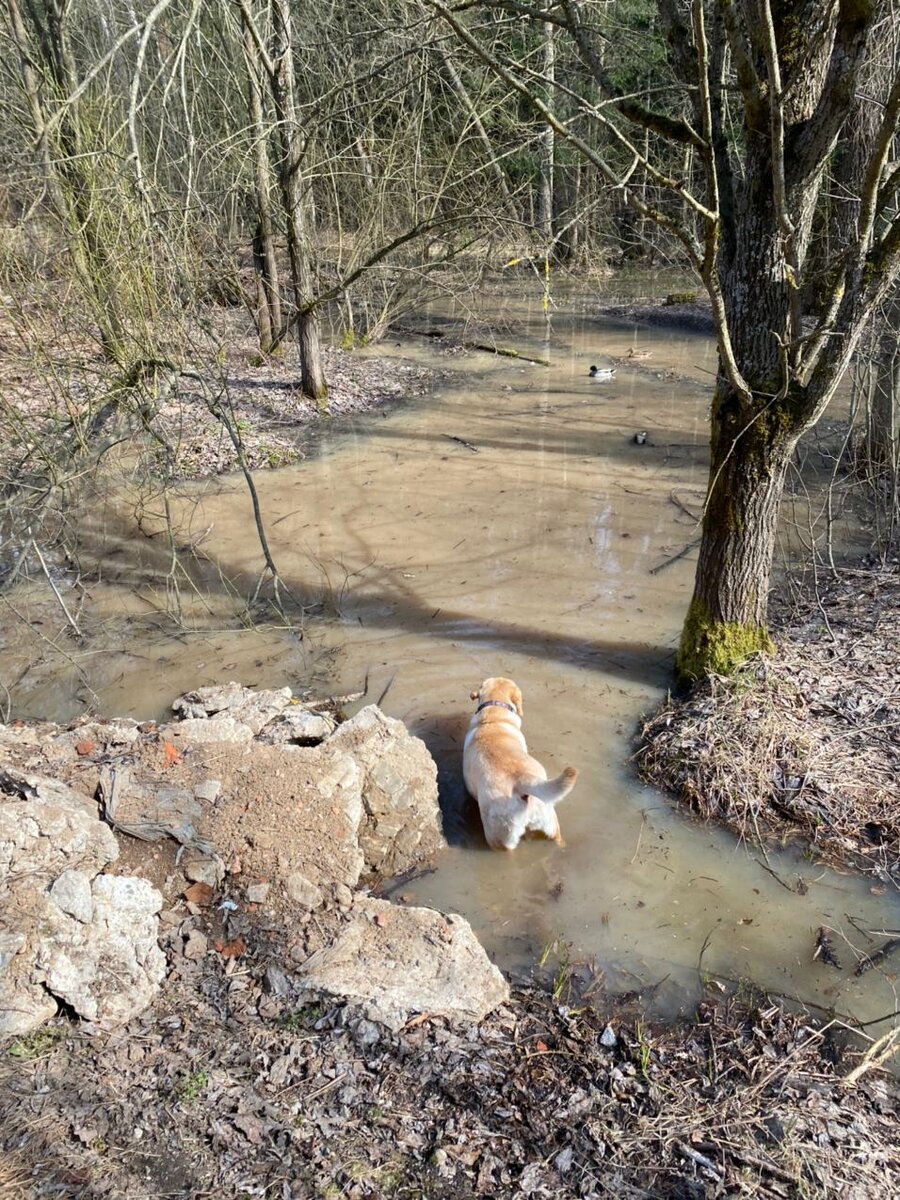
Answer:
[638, 566, 900, 883]
[0, 305, 440, 486]
[2, 958, 899, 1200]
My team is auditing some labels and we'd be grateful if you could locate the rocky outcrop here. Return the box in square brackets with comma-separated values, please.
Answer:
[330, 707, 444, 877]
[159, 690, 446, 892]
[0, 768, 164, 1036]
[297, 898, 509, 1030]
[0, 685, 457, 1038]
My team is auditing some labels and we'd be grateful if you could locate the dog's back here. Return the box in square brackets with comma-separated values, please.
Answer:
[464, 677, 578, 850]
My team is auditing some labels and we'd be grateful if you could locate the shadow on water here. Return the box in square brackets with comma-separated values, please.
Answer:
[4, 281, 899, 1036]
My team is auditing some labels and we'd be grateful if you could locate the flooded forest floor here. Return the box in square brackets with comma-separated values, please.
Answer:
[3, 291, 900, 1197]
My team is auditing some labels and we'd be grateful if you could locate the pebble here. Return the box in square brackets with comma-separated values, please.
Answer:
[246, 882, 270, 905]
[184, 857, 224, 887]
[285, 872, 324, 909]
[183, 931, 208, 960]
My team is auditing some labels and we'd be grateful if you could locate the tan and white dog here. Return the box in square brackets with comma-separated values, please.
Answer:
[463, 677, 578, 851]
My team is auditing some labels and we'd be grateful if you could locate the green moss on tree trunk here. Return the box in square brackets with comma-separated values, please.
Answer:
[675, 598, 774, 683]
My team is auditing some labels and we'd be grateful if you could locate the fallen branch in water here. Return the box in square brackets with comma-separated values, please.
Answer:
[463, 341, 550, 366]
[855, 937, 900, 977]
[390, 325, 550, 365]
[648, 538, 701, 575]
[443, 434, 479, 453]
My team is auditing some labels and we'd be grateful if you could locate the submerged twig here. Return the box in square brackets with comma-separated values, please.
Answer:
[855, 937, 900, 977]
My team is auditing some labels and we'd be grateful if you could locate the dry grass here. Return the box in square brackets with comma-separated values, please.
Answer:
[638, 567, 900, 881]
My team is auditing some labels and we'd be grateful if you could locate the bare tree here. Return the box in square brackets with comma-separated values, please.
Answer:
[430, 0, 900, 681]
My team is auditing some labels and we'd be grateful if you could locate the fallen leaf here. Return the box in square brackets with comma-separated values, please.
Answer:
[214, 937, 246, 958]
[75, 740, 95, 756]
[535, 1039, 549, 1053]
[161, 740, 181, 768]
[184, 882, 214, 906]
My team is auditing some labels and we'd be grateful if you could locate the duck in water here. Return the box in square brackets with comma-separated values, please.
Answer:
[588, 365, 616, 381]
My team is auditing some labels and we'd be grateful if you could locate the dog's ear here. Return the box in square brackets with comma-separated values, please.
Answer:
[511, 685, 524, 716]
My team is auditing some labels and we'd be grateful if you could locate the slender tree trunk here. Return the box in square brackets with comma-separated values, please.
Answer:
[241, 12, 281, 352]
[536, 20, 554, 246]
[7, 0, 129, 362]
[269, 0, 327, 399]
[866, 311, 900, 470]
[437, 50, 519, 226]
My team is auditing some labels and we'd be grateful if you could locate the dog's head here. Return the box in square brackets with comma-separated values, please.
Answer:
[470, 676, 523, 716]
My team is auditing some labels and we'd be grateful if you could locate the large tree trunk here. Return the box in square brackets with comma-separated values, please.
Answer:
[676, 378, 798, 681]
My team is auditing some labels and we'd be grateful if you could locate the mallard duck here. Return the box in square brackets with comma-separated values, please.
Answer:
[626, 348, 653, 360]
[589, 364, 616, 380]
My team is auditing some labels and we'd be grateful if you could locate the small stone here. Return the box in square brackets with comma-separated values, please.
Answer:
[49, 869, 93, 923]
[352, 1018, 382, 1047]
[264, 965, 293, 996]
[246, 882, 270, 905]
[194, 779, 221, 803]
[184, 857, 224, 887]
[600, 1024, 618, 1048]
[183, 881, 214, 906]
[334, 883, 353, 910]
[285, 873, 323, 909]
[183, 931, 208, 960]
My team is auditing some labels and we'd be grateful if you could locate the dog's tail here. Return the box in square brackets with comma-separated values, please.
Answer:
[518, 767, 578, 805]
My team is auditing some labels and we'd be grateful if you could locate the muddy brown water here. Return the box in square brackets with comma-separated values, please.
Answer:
[3, 283, 898, 1034]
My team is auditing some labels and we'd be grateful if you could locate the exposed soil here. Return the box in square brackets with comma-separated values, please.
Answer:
[597, 296, 715, 335]
[638, 566, 900, 884]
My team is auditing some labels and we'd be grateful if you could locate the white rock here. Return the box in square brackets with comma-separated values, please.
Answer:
[161, 716, 253, 744]
[49, 869, 93, 923]
[285, 873, 324, 909]
[36, 875, 164, 1029]
[246, 882, 270, 904]
[297, 898, 509, 1030]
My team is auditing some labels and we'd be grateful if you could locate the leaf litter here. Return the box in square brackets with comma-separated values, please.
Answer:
[638, 566, 900, 884]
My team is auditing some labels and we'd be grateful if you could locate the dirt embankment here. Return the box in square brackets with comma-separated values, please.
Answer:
[2, 970, 898, 1198]
[598, 294, 716, 335]
[639, 567, 900, 885]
